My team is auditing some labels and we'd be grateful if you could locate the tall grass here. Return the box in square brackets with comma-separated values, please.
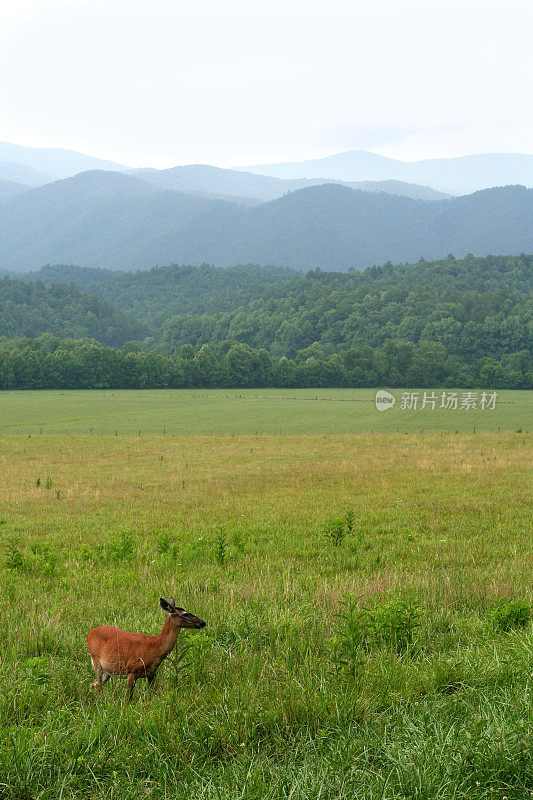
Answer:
[0, 431, 531, 798]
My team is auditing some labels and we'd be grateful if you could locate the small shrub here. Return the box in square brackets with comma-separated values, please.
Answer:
[105, 531, 134, 562]
[324, 517, 345, 547]
[329, 598, 372, 673]
[215, 526, 227, 566]
[323, 509, 359, 548]
[491, 598, 531, 631]
[372, 595, 420, 653]
[4, 535, 25, 571]
[33, 544, 58, 577]
[344, 509, 356, 536]
[330, 594, 421, 673]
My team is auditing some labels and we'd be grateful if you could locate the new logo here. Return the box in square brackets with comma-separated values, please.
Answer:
[375, 390, 396, 411]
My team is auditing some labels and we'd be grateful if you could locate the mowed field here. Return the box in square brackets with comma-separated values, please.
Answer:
[0, 393, 532, 798]
[0, 388, 531, 434]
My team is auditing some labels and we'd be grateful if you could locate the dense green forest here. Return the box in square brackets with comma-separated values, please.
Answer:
[0, 276, 144, 345]
[33, 253, 532, 355]
[0, 253, 530, 389]
[0, 335, 530, 389]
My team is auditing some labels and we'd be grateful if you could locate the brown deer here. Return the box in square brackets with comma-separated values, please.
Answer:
[87, 597, 205, 700]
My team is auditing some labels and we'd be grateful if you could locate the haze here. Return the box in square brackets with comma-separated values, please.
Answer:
[0, 0, 531, 168]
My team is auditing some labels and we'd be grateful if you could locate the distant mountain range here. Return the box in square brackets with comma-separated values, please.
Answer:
[1, 140, 533, 196]
[0, 160, 57, 187]
[129, 164, 449, 203]
[0, 141, 127, 182]
[242, 151, 533, 195]
[0, 141, 450, 202]
[0, 170, 530, 272]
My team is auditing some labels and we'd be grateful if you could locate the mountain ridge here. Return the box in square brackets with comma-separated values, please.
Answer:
[133, 163, 450, 202]
[0, 140, 128, 181]
[0, 170, 530, 272]
[2, 138, 533, 195]
[241, 150, 533, 194]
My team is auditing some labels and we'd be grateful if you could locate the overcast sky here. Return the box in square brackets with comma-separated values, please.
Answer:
[0, 0, 531, 168]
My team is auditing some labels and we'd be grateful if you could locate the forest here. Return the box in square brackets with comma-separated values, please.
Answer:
[0, 253, 531, 389]
[0, 334, 530, 389]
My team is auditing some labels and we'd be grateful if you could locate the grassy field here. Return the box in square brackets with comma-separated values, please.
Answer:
[0, 388, 531, 434]
[0, 426, 532, 799]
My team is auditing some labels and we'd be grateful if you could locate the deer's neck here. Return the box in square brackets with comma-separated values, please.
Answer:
[156, 616, 181, 658]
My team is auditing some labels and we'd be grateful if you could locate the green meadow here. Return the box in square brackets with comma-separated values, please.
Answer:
[0, 388, 530, 434]
[0, 392, 532, 798]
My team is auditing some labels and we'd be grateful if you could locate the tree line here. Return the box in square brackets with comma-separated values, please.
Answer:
[0, 335, 530, 390]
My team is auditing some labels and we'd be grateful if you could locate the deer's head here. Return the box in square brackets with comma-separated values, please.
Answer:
[160, 597, 206, 629]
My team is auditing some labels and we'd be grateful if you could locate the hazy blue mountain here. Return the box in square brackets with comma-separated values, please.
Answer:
[134, 163, 448, 202]
[0, 141, 128, 180]
[0, 170, 236, 271]
[0, 173, 530, 272]
[242, 150, 400, 181]
[133, 164, 285, 203]
[242, 151, 533, 194]
[2, 138, 532, 194]
[202, 184, 532, 269]
[345, 179, 449, 200]
[0, 178, 28, 199]
[406, 153, 533, 195]
[0, 160, 57, 186]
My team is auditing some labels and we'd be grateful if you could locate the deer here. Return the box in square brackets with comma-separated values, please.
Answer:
[87, 597, 206, 700]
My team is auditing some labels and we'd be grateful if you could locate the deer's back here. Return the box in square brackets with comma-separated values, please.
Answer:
[87, 625, 161, 675]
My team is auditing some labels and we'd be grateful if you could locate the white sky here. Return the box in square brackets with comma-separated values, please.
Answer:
[0, 0, 531, 168]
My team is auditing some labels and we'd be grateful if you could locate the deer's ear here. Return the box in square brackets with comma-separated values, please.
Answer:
[169, 596, 176, 609]
[160, 598, 171, 612]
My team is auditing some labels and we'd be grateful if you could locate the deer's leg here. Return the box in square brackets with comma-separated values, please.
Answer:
[99, 669, 111, 686]
[147, 672, 157, 694]
[90, 658, 102, 694]
[127, 673, 137, 701]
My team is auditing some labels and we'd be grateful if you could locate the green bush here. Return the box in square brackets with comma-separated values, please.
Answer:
[491, 598, 531, 631]
[4, 535, 25, 571]
[104, 531, 134, 561]
[323, 517, 346, 547]
[330, 594, 421, 673]
[323, 509, 358, 548]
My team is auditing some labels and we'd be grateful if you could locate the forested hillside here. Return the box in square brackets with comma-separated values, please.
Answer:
[32, 254, 532, 358]
[0, 277, 145, 345]
[0, 178, 27, 200]
[0, 253, 528, 389]
[1, 173, 531, 271]
[159, 254, 532, 359]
